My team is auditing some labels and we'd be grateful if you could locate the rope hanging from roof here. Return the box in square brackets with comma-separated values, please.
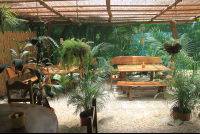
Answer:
[76, 0, 82, 26]
[141, 0, 146, 45]
[36, 0, 41, 21]
[172, 0, 177, 22]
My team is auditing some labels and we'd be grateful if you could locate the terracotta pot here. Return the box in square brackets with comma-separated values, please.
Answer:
[80, 116, 87, 127]
[80, 111, 88, 127]
[50, 107, 56, 113]
[173, 111, 190, 121]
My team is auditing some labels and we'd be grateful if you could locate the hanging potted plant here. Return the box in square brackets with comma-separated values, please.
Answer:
[60, 38, 91, 70]
[66, 42, 113, 126]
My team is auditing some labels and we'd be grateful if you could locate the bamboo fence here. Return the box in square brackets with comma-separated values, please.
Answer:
[0, 31, 37, 96]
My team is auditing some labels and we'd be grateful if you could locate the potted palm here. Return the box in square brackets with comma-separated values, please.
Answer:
[154, 60, 200, 121]
[67, 42, 113, 126]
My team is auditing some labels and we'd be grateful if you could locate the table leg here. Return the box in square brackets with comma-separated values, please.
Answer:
[122, 72, 126, 94]
[129, 86, 132, 101]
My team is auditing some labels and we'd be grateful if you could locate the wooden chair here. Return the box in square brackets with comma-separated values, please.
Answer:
[87, 98, 98, 133]
[6, 80, 34, 104]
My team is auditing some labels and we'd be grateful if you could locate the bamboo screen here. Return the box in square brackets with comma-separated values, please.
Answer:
[0, 31, 37, 96]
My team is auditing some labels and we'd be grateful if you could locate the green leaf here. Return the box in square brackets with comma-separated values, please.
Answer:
[44, 85, 55, 98]
[22, 66, 30, 75]
[52, 85, 65, 93]
[22, 89, 29, 98]
[20, 51, 30, 58]
[28, 68, 41, 80]
[9, 49, 17, 56]
[25, 57, 36, 63]
[0, 63, 9, 73]
[22, 43, 33, 52]
[12, 59, 23, 71]
[12, 38, 21, 54]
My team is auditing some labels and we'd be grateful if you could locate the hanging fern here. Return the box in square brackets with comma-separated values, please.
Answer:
[61, 38, 91, 70]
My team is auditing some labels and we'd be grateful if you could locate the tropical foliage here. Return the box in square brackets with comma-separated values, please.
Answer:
[154, 56, 200, 116]
[67, 42, 113, 117]
[0, 3, 18, 34]
[21, 36, 60, 67]
[60, 38, 91, 70]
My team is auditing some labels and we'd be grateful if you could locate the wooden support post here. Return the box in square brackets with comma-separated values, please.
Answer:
[170, 21, 179, 39]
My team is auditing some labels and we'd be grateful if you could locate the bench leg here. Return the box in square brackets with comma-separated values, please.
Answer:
[129, 86, 132, 101]
[150, 72, 154, 81]
[163, 86, 166, 100]
[122, 72, 126, 94]
[157, 87, 162, 93]
[110, 76, 112, 90]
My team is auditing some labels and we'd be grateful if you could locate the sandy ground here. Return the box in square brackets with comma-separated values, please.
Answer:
[1, 75, 200, 133]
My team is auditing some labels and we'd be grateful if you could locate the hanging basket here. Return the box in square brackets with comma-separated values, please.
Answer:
[163, 43, 182, 54]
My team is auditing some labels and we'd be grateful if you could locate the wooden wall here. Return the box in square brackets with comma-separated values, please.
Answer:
[0, 31, 37, 96]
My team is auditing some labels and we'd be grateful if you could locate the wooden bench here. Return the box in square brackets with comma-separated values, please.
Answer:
[110, 56, 163, 90]
[117, 81, 166, 101]
[6, 64, 39, 84]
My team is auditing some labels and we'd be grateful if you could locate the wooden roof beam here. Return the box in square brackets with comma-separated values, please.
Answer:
[27, 19, 198, 26]
[36, 0, 71, 22]
[193, 14, 200, 20]
[106, 0, 112, 23]
[0, 0, 88, 3]
[150, 0, 183, 21]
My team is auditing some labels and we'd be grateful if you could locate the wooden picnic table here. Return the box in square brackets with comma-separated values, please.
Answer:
[112, 64, 170, 93]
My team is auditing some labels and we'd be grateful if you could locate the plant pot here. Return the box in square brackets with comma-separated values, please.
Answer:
[80, 111, 88, 127]
[163, 43, 182, 54]
[8, 112, 25, 129]
[173, 111, 191, 121]
[50, 107, 56, 113]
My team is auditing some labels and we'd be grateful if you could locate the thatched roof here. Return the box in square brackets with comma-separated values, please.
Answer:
[1, 0, 200, 25]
